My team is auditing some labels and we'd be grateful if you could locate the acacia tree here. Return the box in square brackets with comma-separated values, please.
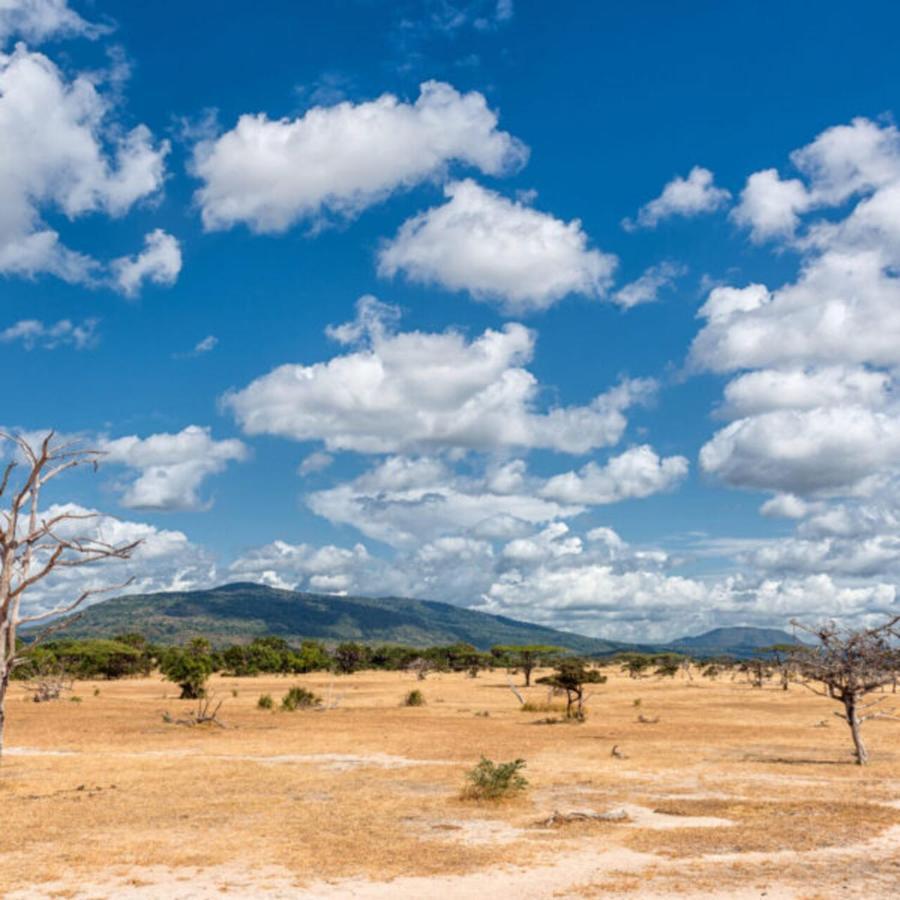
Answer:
[790, 615, 900, 765]
[492, 644, 562, 687]
[0, 432, 140, 759]
[538, 659, 606, 720]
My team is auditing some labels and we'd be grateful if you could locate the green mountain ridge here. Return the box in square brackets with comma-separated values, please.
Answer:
[39, 583, 802, 658]
[44, 582, 626, 654]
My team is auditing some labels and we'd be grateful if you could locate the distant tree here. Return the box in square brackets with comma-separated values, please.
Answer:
[653, 654, 682, 679]
[790, 615, 900, 765]
[741, 657, 771, 688]
[332, 641, 369, 674]
[291, 640, 330, 673]
[538, 659, 606, 720]
[617, 653, 654, 679]
[761, 644, 798, 691]
[492, 644, 563, 686]
[0, 431, 140, 760]
[160, 638, 215, 699]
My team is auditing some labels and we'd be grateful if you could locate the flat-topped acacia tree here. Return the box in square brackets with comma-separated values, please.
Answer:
[790, 615, 900, 765]
[0, 432, 140, 760]
[492, 644, 563, 687]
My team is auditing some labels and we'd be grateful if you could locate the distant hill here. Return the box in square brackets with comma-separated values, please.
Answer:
[36, 584, 806, 659]
[42, 582, 626, 654]
[666, 626, 804, 657]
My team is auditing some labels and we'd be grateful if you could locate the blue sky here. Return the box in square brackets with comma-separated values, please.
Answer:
[5, 0, 900, 640]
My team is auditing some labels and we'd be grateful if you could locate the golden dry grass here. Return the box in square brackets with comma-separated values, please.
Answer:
[2, 667, 900, 897]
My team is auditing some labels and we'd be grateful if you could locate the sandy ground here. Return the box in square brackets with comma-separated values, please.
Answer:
[2, 667, 900, 898]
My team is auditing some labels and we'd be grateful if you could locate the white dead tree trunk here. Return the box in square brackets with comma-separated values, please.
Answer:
[0, 431, 140, 760]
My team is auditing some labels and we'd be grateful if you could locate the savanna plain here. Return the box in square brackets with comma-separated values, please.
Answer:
[3, 668, 899, 899]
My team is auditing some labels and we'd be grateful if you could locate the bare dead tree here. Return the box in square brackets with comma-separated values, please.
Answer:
[790, 615, 900, 765]
[0, 431, 141, 759]
[22, 662, 74, 703]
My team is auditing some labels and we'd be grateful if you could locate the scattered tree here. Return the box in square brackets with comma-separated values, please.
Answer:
[790, 615, 900, 765]
[160, 638, 215, 699]
[492, 644, 562, 686]
[538, 659, 606, 720]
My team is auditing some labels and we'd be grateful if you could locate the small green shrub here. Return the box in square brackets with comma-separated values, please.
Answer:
[69, 696, 82, 703]
[404, 689, 425, 707]
[257, 693, 274, 710]
[281, 686, 321, 711]
[462, 756, 528, 801]
[93, 688, 100, 697]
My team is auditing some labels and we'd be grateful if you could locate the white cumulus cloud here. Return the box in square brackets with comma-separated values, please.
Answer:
[623, 166, 730, 230]
[378, 179, 617, 314]
[102, 425, 249, 511]
[192, 81, 527, 233]
[0, 44, 169, 283]
[111, 229, 182, 297]
[224, 296, 655, 455]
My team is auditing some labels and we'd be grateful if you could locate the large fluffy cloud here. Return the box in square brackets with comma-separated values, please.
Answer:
[0, 44, 171, 287]
[192, 81, 527, 233]
[378, 179, 616, 313]
[102, 426, 249, 511]
[694, 118, 900, 500]
[223, 297, 655, 454]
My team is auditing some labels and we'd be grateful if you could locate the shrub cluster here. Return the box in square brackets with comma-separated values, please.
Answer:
[462, 756, 528, 801]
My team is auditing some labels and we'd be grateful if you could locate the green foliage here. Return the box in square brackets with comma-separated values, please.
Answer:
[333, 642, 370, 674]
[404, 689, 425, 707]
[281, 686, 321, 711]
[159, 638, 215, 699]
[257, 693, 274, 710]
[12, 638, 154, 680]
[538, 659, 607, 720]
[463, 756, 528, 801]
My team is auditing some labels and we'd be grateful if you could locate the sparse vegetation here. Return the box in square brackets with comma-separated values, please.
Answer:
[257, 693, 274, 710]
[281, 686, 321, 711]
[462, 756, 528, 801]
[403, 688, 425, 706]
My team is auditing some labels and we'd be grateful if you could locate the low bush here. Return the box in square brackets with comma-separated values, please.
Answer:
[404, 689, 425, 707]
[257, 693, 274, 710]
[462, 756, 528, 801]
[281, 686, 321, 711]
[520, 701, 564, 713]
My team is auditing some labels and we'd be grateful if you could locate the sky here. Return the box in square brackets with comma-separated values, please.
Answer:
[4, 0, 900, 641]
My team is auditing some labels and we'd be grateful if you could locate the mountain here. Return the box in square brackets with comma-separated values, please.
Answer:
[36, 584, 805, 659]
[666, 626, 804, 657]
[42, 582, 626, 654]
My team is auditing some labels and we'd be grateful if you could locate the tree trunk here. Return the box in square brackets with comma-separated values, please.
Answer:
[523, 663, 532, 688]
[0, 666, 9, 762]
[845, 694, 868, 765]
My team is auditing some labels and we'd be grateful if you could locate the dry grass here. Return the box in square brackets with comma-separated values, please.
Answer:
[1, 667, 900, 897]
